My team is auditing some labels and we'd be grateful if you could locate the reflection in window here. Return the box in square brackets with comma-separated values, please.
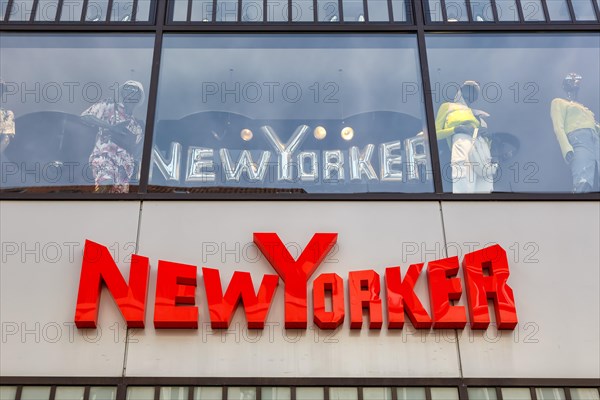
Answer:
[426, 33, 600, 193]
[363, 388, 392, 400]
[0, 34, 154, 193]
[501, 388, 532, 400]
[20, 387, 52, 400]
[571, 0, 598, 20]
[194, 387, 223, 400]
[150, 35, 432, 194]
[330, 388, 358, 400]
[89, 387, 118, 400]
[55, 387, 85, 400]
[127, 387, 155, 400]
[536, 388, 566, 400]
[468, 387, 498, 400]
[296, 388, 324, 400]
[227, 387, 256, 400]
[430, 387, 459, 400]
[397, 388, 426, 400]
[0, 386, 18, 400]
[262, 387, 291, 400]
[571, 388, 600, 400]
[546, 0, 572, 20]
[521, 0, 546, 20]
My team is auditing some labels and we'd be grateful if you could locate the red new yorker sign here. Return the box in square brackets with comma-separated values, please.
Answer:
[74, 233, 518, 331]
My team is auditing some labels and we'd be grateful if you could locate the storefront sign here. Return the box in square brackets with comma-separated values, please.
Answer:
[74, 233, 518, 331]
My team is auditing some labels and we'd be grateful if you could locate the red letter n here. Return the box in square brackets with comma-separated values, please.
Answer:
[74, 240, 149, 329]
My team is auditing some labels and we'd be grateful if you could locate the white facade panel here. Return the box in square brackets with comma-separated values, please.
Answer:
[442, 202, 600, 379]
[127, 201, 460, 378]
[0, 201, 141, 376]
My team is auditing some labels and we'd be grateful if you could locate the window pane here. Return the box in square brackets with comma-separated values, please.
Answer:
[160, 387, 189, 400]
[89, 387, 118, 400]
[343, 0, 365, 21]
[228, 387, 256, 400]
[296, 388, 324, 400]
[520, 0, 546, 20]
[318, 0, 339, 21]
[330, 388, 358, 400]
[446, 0, 470, 21]
[85, 0, 109, 21]
[262, 387, 291, 400]
[535, 388, 566, 400]
[426, 33, 600, 193]
[0, 34, 154, 194]
[20, 387, 51, 400]
[171, 0, 188, 20]
[216, 0, 238, 20]
[501, 388, 532, 400]
[367, 0, 390, 21]
[135, 0, 153, 21]
[397, 388, 426, 400]
[151, 35, 432, 194]
[546, 0, 572, 20]
[55, 387, 85, 400]
[291, 0, 314, 20]
[427, 0, 444, 20]
[59, 0, 84, 21]
[391, 0, 408, 20]
[34, 0, 59, 21]
[127, 387, 155, 400]
[267, 0, 288, 21]
[109, 0, 135, 21]
[8, 0, 35, 20]
[194, 387, 223, 400]
[571, 0, 597, 20]
[241, 0, 263, 21]
[470, 0, 495, 20]
[468, 388, 498, 400]
[571, 388, 600, 400]
[363, 388, 392, 400]
[1, 0, 8, 20]
[495, 0, 520, 20]
[430, 388, 459, 400]
[0, 387, 18, 400]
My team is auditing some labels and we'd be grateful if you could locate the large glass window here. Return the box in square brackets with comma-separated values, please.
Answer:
[0, 34, 154, 193]
[426, 33, 600, 193]
[149, 34, 432, 194]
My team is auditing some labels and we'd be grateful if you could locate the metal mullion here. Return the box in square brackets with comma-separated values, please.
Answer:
[257, 386, 262, 400]
[49, 386, 57, 400]
[438, 0, 448, 21]
[540, 0, 550, 21]
[489, 0, 499, 21]
[107, 0, 115, 21]
[238, 0, 242, 21]
[187, 0, 193, 21]
[131, 0, 138, 21]
[415, 0, 444, 193]
[15, 386, 22, 400]
[167, 0, 176, 22]
[263, 0, 267, 22]
[81, 0, 90, 21]
[116, 383, 128, 400]
[55, 0, 65, 21]
[287, 0, 292, 20]
[513, 0, 525, 22]
[405, 0, 414, 23]
[83, 386, 91, 400]
[188, 386, 194, 400]
[313, 0, 318, 21]
[29, 0, 39, 22]
[222, 386, 227, 400]
[390, 386, 398, 400]
[458, 384, 469, 400]
[358, 387, 364, 400]
[324, 386, 330, 400]
[387, 0, 394, 21]
[565, 388, 573, 400]
[137, 0, 167, 194]
[590, 0, 600, 21]
[155, 386, 160, 400]
[530, 387, 538, 400]
[565, 0, 576, 20]
[212, 0, 218, 21]
[465, 0, 474, 21]
[4, 0, 14, 21]
[495, 387, 503, 400]
[425, 387, 432, 400]
[362, 0, 369, 21]
[338, 0, 344, 21]
[291, 387, 296, 400]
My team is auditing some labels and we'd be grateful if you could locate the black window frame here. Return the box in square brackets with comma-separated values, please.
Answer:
[1, 0, 599, 200]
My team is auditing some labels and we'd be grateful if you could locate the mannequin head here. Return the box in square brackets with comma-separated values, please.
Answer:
[120, 80, 145, 113]
[562, 73, 581, 101]
[460, 80, 480, 106]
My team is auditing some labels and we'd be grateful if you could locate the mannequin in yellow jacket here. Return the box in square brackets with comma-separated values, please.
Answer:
[435, 81, 494, 193]
[550, 73, 599, 193]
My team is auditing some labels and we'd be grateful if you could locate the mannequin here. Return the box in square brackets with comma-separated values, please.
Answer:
[81, 80, 145, 193]
[550, 73, 600, 193]
[0, 79, 16, 155]
[435, 80, 495, 193]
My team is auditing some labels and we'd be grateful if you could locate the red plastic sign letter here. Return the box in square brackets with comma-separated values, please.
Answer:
[154, 261, 198, 329]
[385, 265, 432, 329]
[203, 267, 279, 329]
[75, 240, 149, 329]
[348, 270, 383, 329]
[427, 256, 467, 329]
[463, 245, 518, 330]
[313, 273, 345, 329]
[254, 233, 337, 329]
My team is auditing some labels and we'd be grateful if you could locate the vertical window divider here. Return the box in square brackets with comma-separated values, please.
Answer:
[107, 0, 115, 21]
[116, 383, 127, 400]
[287, 0, 292, 21]
[591, 0, 600, 21]
[83, 386, 91, 400]
[29, 0, 39, 22]
[55, 0, 65, 21]
[424, 387, 432, 400]
[439, 0, 448, 22]
[513, 0, 525, 22]
[291, 387, 296, 400]
[49, 386, 57, 400]
[137, 0, 167, 194]
[4, 0, 14, 21]
[262, 0, 267, 22]
[540, 0, 550, 21]
[188, 386, 194, 400]
[390, 387, 398, 400]
[415, 0, 444, 193]
[131, 0, 139, 21]
[154, 386, 160, 400]
[530, 387, 538, 400]
[257, 386, 262, 400]
[357, 387, 364, 400]
[187, 0, 194, 22]
[213, 0, 218, 22]
[495, 387, 503, 400]
[313, 0, 318, 22]
[338, 0, 344, 21]
[465, 0, 474, 21]
[489, 0, 499, 22]
[15, 386, 22, 400]
[386, 0, 394, 22]
[565, 388, 573, 400]
[362, 0, 369, 21]
[324, 387, 330, 400]
[81, 0, 90, 21]
[565, 0, 577, 20]
[222, 386, 227, 400]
